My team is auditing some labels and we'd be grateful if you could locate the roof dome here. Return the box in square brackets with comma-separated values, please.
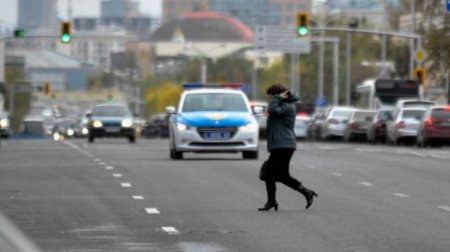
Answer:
[150, 11, 254, 43]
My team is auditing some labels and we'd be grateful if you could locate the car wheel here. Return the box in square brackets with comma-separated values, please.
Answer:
[128, 135, 136, 143]
[170, 148, 183, 160]
[243, 151, 258, 160]
[88, 135, 95, 143]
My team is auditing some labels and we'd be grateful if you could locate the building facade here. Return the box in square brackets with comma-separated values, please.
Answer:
[101, 0, 140, 19]
[17, 0, 58, 31]
[162, 0, 312, 28]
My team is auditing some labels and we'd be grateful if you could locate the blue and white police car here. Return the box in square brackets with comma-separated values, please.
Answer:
[167, 85, 260, 159]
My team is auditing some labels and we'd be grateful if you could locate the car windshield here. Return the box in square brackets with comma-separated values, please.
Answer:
[92, 106, 131, 117]
[331, 110, 353, 118]
[402, 110, 425, 119]
[182, 93, 248, 112]
[378, 110, 392, 120]
[353, 111, 375, 121]
[431, 109, 450, 119]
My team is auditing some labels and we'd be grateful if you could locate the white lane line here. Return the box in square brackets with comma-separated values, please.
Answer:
[306, 164, 316, 169]
[430, 154, 446, 159]
[405, 150, 427, 157]
[161, 227, 179, 235]
[146, 208, 160, 214]
[99, 162, 106, 165]
[132, 195, 144, 200]
[112, 173, 123, 178]
[94, 158, 101, 162]
[358, 181, 374, 187]
[437, 206, 450, 212]
[331, 172, 343, 177]
[120, 183, 132, 188]
[105, 166, 114, 170]
[393, 193, 410, 198]
[63, 141, 79, 150]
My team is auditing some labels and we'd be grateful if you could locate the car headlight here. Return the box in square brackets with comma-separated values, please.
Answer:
[81, 127, 89, 135]
[93, 120, 103, 128]
[241, 121, 258, 132]
[0, 118, 9, 128]
[176, 122, 190, 131]
[121, 119, 133, 128]
[67, 129, 74, 136]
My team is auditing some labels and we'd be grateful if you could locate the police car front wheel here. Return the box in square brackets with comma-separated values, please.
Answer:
[242, 151, 258, 159]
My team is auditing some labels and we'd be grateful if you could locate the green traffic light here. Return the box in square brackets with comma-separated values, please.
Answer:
[14, 29, 25, 38]
[60, 33, 71, 43]
[298, 26, 308, 36]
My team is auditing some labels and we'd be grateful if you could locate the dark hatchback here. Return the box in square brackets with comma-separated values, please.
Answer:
[87, 104, 136, 143]
[366, 109, 393, 144]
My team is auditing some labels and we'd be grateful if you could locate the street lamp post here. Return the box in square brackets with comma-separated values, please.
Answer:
[184, 43, 226, 84]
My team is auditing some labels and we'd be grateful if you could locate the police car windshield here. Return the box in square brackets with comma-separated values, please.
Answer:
[92, 106, 131, 117]
[182, 93, 248, 112]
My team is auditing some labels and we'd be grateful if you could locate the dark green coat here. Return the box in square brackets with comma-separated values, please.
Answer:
[266, 93, 299, 152]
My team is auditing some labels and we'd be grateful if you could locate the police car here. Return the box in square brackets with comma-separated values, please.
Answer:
[167, 85, 260, 160]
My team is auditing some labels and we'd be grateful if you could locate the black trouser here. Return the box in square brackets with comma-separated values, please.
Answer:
[264, 148, 302, 204]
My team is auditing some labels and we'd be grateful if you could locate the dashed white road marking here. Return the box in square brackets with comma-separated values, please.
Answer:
[331, 172, 343, 177]
[105, 166, 114, 170]
[145, 208, 160, 214]
[120, 183, 132, 188]
[437, 206, 450, 212]
[393, 193, 410, 198]
[358, 181, 374, 187]
[99, 162, 107, 165]
[405, 150, 427, 157]
[162, 227, 179, 235]
[94, 158, 101, 162]
[132, 195, 144, 200]
[112, 173, 123, 178]
[306, 164, 316, 169]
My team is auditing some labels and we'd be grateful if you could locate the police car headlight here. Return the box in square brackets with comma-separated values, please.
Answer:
[241, 121, 258, 132]
[93, 120, 103, 128]
[121, 119, 133, 128]
[176, 122, 190, 131]
[0, 118, 8, 128]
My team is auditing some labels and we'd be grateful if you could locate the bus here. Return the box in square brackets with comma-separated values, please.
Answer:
[355, 78, 424, 110]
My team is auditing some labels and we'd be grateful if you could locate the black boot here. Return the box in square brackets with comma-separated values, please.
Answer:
[258, 202, 278, 211]
[297, 185, 318, 209]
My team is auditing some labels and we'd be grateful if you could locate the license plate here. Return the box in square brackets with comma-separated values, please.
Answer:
[204, 132, 231, 140]
[105, 127, 120, 133]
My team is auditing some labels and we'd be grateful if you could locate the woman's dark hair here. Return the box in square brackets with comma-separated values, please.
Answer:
[266, 83, 287, 96]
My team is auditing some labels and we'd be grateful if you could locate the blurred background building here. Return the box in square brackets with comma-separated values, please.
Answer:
[162, 0, 312, 28]
[17, 0, 59, 31]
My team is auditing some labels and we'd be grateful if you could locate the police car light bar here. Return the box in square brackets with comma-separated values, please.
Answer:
[183, 82, 244, 90]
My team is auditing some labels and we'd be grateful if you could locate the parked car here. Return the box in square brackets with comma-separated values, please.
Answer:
[343, 110, 376, 142]
[320, 106, 355, 140]
[417, 105, 450, 147]
[294, 114, 311, 139]
[366, 109, 393, 144]
[87, 103, 136, 143]
[392, 99, 436, 118]
[386, 107, 427, 145]
[306, 108, 330, 141]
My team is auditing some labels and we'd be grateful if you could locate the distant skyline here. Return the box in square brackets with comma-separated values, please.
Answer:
[0, 0, 162, 27]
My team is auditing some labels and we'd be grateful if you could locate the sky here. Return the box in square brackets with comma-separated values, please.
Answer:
[0, 0, 162, 27]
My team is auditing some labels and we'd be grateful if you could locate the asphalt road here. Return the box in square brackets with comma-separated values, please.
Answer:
[1, 138, 450, 252]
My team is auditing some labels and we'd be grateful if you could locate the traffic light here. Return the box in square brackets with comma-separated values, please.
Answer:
[60, 21, 72, 43]
[43, 82, 51, 96]
[14, 29, 25, 38]
[296, 12, 310, 38]
[414, 67, 426, 87]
